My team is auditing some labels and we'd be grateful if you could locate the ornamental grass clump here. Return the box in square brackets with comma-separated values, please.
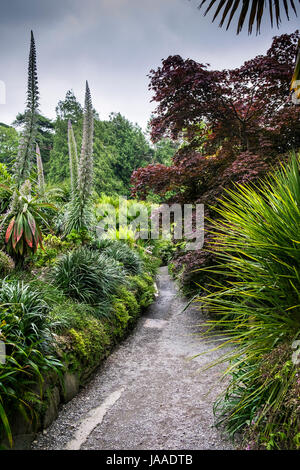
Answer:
[50, 246, 126, 304]
[0, 280, 61, 446]
[195, 154, 300, 449]
[102, 242, 143, 275]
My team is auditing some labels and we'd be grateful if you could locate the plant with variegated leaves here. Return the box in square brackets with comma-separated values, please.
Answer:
[3, 180, 55, 260]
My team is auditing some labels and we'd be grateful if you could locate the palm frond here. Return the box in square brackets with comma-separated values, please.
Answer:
[198, 0, 299, 34]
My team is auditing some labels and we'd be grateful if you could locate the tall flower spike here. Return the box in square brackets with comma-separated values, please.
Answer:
[14, 31, 39, 184]
[36, 143, 45, 194]
[64, 82, 94, 235]
[79, 81, 94, 205]
[68, 119, 79, 196]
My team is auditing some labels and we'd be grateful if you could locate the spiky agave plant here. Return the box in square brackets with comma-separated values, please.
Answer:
[65, 81, 94, 234]
[14, 31, 39, 185]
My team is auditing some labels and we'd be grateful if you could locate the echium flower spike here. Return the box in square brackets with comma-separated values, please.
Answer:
[36, 143, 45, 194]
[64, 82, 94, 235]
[14, 31, 39, 184]
[68, 120, 79, 196]
[79, 81, 94, 206]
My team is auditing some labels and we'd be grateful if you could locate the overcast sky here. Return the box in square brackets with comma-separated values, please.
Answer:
[0, 0, 299, 131]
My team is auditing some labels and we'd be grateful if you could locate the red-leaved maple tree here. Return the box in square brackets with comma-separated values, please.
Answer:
[132, 31, 300, 207]
[131, 31, 300, 291]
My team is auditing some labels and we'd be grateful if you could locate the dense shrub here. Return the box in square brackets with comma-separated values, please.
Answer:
[31, 235, 71, 268]
[0, 281, 61, 445]
[50, 247, 126, 304]
[196, 155, 300, 449]
[102, 242, 143, 275]
[0, 251, 15, 277]
[129, 273, 156, 309]
[0, 280, 52, 346]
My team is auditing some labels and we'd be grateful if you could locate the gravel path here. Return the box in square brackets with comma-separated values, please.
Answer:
[32, 267, 233, 450]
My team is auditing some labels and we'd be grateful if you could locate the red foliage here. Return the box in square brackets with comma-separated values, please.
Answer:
[131, 31, 300, 206]
[131, 32, 300, 290]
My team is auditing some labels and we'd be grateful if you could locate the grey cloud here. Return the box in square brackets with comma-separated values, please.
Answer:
[0, 0, 298, 130]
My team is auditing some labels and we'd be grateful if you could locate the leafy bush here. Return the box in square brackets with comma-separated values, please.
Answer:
[115, 286, 139, 319]
[151, 238, 178, 265]
[109, 301, 131, 340]
[0, 280, 52, 346]
[0, 280, 61, 446]
[104, 226, 136, 247]
[196, 154, 300, 449]
[89, 238, 114, 252]
[50, 247, 126, 304]
[31, 234, 71, 267]
[0, 251, 14, 276]
[0, 163, 12, 215]
[102, 242, 143, 275]
[129, 273, 156, 309]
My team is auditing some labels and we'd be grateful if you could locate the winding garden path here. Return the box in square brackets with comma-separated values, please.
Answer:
[32, 267, 233, 450]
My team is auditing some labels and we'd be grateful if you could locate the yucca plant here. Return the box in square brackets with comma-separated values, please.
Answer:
[50, 246, 126, 304]
[195, 154, 300, 449]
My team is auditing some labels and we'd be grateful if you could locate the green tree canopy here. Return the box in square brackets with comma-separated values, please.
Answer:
[0, 124, 19, 167]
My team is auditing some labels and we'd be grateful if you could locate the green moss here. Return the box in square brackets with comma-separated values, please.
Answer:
[116, 287, 140, 318]
[108, 301, 131, 340]
[129, 273, 156, 308]
[66, 316, 110, 372]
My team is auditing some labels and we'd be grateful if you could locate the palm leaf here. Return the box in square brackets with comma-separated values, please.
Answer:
[198, 0, 299, 34]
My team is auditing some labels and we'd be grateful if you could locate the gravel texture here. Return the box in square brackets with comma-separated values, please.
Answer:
[32, 267, 234, 450]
